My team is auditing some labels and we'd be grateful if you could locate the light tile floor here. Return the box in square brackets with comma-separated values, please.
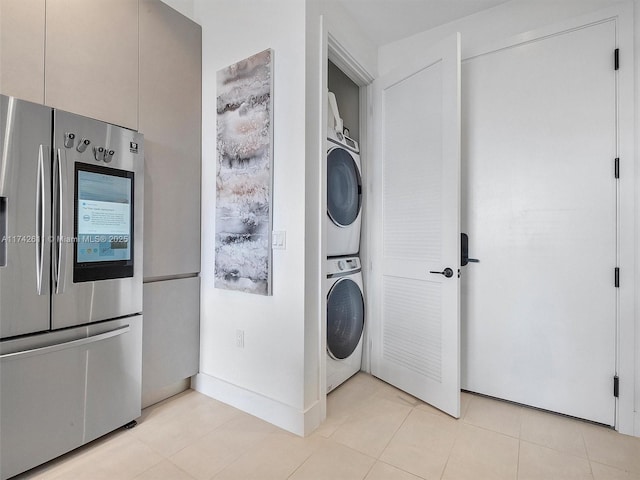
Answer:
[15, 373, 640, 480]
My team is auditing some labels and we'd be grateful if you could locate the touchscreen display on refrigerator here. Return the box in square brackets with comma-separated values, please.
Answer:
[77, 170, 132, 263]
[74, 163, 134, 282]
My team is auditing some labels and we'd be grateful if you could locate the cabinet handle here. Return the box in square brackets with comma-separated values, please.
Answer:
[53, 148, 67, 294]
[35, 145, 47, 295]
[0, 325, 130, 361]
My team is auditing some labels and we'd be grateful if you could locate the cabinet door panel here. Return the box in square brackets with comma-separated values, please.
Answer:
[0, 0, 45, 103]
[140, 0, 201, 278]
[45, 0, 138, 129]
[142, 278, 199, 399]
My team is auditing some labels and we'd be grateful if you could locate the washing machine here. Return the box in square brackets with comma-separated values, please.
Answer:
[326, 256, 365, 393]
[327, 128, 362, 257]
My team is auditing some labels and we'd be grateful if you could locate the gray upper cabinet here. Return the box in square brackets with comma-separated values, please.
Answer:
[139, 0, 202, 279]
[0, 0, 46, 103]
[1, 0, 201, 278]
[45, 0, 139, 130]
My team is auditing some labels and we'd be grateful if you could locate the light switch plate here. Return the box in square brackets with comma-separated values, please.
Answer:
[272, 231, 286, 250]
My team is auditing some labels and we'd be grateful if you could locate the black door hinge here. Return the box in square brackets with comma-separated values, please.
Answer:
[614, 49, 619, 70]
[615, 158, 620, 179]
[614, 375, 619, 397]
[615, 267, 620, 288]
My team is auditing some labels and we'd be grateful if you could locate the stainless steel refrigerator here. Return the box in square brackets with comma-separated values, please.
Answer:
[0, 95, 144, 480]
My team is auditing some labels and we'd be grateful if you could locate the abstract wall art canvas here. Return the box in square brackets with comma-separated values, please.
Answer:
[215, 49, 274, 295]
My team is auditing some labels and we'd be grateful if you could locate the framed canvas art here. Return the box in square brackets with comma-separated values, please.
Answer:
[215, 49, 274, 295]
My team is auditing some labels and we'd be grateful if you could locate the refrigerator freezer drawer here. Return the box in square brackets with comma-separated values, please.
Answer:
[0, 336, 86, 480]
[0, 316, 142, 480]
[85, 317, 142, 443]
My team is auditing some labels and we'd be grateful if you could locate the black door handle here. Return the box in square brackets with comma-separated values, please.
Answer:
[461, 233, 480, 266]
[430, 267, 454, 278]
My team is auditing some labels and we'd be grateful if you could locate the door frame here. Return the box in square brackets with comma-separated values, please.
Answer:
[317, 15, 375, 425]
[460, 3, 635, 434]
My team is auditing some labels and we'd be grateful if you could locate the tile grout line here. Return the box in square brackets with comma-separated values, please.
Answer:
[130, 454, 164, 480]
[580, 424, 605, 477]
[579, 427, 622, 476]
[378, 459, 430, 480]
[284, 447, 324, 480]
[167, 459, 199, 480]
[435, 390, 475, 479]
[219, 430, 319, 480]
[581, 426, 592, 464]
[437, 421, 462, 480]
[325, 381, 414, 479]
[328, 380, 416, 479]
[374, 400, 415, 459]
[519, 437, 618, 480]
[284, 434, 359, 480]
[158, 408, 247, 460]
[515, 406, 523, 480]
[459, 419, 521, 440]
[516, 438, 521, 480]
[285, 450, 310, 480]
[26, 381, 640, 480]
[361, 458, 377, 480]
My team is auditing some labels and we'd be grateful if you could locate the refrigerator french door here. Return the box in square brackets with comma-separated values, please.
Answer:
[0, 96, 51, 338]
[0, 95, 144, 480]
[52, 109, 143, 329]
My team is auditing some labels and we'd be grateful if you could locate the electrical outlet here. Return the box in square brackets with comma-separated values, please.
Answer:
[236, 329, 244, 348]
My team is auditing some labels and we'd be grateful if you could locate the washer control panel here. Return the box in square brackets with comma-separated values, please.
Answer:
[327, 127, 359, 154]
[327, 256, 361, 276]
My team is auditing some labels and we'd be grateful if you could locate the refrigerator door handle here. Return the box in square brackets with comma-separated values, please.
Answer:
[35, 145, 47, 295]
[53, 148, 67, 294]
[0, 325, 130, 361]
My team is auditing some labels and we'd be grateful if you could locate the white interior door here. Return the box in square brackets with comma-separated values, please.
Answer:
[461, 20, 617, 425]
[371, 34, 461, 417]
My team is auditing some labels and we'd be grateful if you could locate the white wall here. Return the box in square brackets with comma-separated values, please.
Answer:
[192, 0, 375, 436]
[193, 0, 311, 435]
[378, 0, 638, 435]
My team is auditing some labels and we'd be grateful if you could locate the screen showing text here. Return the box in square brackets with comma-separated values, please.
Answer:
[77, 170, 132, 263]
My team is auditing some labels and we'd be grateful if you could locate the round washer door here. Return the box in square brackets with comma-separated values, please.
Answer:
[327, 147, 361, 227]
[327, 278, 364, 360]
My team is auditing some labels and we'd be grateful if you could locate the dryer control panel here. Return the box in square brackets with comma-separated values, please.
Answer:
[327, 256, 361, 276]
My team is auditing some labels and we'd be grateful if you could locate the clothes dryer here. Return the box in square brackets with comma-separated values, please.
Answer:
[326, 256, 364, 392]
[327, 129, 362, 257]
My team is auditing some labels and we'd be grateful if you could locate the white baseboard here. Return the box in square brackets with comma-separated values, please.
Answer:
[192, 373, 322, 436]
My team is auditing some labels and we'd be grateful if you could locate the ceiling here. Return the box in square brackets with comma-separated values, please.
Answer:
[331, 0, 510, 46]
[163, 0, 512, 47]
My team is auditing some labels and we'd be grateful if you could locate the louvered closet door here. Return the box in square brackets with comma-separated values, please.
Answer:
[372, 34, 461, 417]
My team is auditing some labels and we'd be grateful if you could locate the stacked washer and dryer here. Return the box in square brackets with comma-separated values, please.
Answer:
[326, 92, 365, 393]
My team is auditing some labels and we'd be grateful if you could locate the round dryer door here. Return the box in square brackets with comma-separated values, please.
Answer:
[327, 278, 364, 360]
[327, 147, 361, 227]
